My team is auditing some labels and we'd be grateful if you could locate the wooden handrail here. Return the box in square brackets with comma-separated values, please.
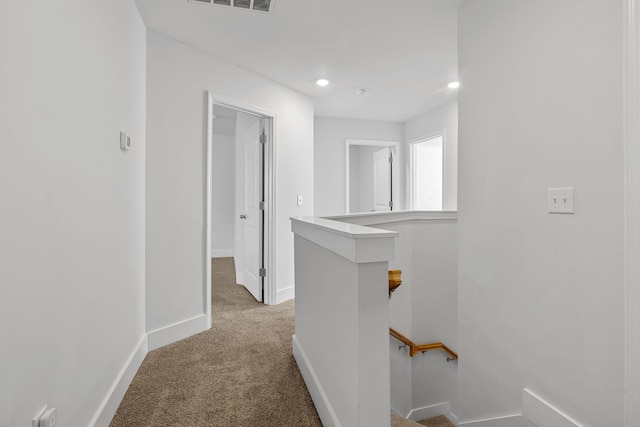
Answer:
[388, 270, 402, 298]
[389, 327, 458, 360]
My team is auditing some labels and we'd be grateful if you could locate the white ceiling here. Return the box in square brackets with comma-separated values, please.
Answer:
[135, 0, 460, 122]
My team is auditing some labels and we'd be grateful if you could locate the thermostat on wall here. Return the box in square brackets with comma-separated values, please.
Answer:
[120, 131, 131, 151]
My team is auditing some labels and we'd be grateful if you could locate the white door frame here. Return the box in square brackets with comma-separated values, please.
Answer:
[624, 0, 640, 425]
[345, 139, 400, 213]
[205, 92, 277, 323]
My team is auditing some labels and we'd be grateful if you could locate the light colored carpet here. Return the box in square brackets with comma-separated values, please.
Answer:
[111, 257, 453, 426]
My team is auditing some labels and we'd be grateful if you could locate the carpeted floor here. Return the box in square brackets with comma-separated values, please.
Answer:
[110, 257, 453, 426]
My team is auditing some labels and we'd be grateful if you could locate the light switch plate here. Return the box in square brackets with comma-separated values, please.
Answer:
[548, 187, 574, 214]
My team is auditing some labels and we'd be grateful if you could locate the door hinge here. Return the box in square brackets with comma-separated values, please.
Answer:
[260, 133, 267, 144]
[259, 201, 265, 210]
[259, 268, 267, 277]
[389, 153, 394, 163]
[389, 200, 394, 209]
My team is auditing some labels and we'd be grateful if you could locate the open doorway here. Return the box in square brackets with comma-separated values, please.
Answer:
[345, 139, 400, 214]
[206, 95, 274, 317]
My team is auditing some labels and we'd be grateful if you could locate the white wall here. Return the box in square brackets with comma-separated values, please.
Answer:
[410, 221, 458, 416]
[405, 101, 458, 211]
[0, 1, 146, 425]
[458, 1, 624, 425]
[146, 30, 314, 337]
[211, 134, 235, 257]
[314, 117, 404, 216]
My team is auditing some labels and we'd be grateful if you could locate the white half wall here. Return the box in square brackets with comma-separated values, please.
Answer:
[292, 217, 396, 427]
[314, 117, 404, 216]
[0, 1, 146, 425]
[146, 30, 314, 335]
[404, 101, 458, 211]
[457, 1, 624, 425]
[332, 212, 458, 418]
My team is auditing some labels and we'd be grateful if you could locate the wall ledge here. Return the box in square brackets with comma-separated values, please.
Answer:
[291, 216, 398, 263]
[327, 210, 457, 228]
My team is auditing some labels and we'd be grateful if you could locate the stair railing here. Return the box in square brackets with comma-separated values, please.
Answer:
[389, 327, 457, 361]
[388, 270, 457, 361]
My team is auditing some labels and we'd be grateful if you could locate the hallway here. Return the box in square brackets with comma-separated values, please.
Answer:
[110, 258, 321, 426]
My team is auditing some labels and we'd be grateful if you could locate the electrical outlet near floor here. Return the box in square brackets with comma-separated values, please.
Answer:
[547, 187, 575, 214]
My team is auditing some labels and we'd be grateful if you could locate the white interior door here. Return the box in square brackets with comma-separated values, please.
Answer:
[373, 147, 392, 211]
[241, 120, 262, 301]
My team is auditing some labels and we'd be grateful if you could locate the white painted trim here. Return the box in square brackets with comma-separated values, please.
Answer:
[290, 217, 398, 263]
[407, 402, 450, 421]
[292, 335, 341, 427]
[147, 314, 209, 351]
[447, 413, 459, 425]
[522, 389, 583, 427]
[236, 271, 245, 285]
[458, 413, 535, 427]
[205, 92, 213, 330]
[211, 249, 234, 258]
[264, 116, 278, 306]
[89, 335, 148, 427]
[624, 1, 640, 426]
[345, 138, 401, 214]
[327, 210, 458, 228]
[275, 285, 295, 304]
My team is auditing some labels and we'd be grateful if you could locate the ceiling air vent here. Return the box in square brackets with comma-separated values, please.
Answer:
[188, 0, 276, 14]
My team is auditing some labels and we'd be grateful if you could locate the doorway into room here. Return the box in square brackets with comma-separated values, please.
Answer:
[205, 95, 274, 316]
[345, 139, 400, 214]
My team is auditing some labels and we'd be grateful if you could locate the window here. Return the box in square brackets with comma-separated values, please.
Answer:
[410, 134, 443, 210]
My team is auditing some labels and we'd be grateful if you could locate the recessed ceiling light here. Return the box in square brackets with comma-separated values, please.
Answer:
[447, 81, 460, 89]
[316, 78, 330, 87]
[355, 88, 368, 95]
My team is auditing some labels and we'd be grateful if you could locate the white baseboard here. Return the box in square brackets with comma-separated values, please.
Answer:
[292, 335, 341, 427]
[236, 272, 245, 286]
[458, 413, 535, 427]
[211, 249, 234, 258]
[276, 285, 295, 304]
[447, 413, 459, 425]
[523, 388, 584, 427]
[408, 402, 450, 421]
[89, 335, 148, 427]
[147, 314, 209, 351]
